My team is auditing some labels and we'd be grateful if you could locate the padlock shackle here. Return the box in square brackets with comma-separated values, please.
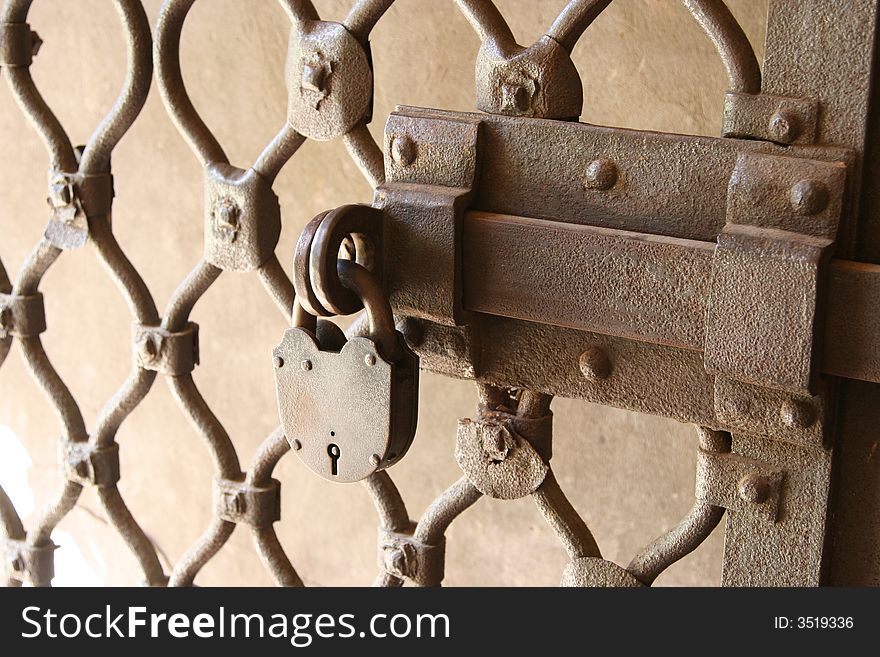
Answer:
[293, 259, 399, 362]
[336, 260, 400, 362]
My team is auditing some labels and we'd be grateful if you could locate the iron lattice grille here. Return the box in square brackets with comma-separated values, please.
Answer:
[0, 0, 873, 587]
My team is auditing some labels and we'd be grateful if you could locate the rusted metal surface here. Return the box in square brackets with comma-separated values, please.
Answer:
[1, 0, 879, 589]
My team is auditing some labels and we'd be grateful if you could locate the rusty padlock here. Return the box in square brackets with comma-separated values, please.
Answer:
[273, 259, 419, 483]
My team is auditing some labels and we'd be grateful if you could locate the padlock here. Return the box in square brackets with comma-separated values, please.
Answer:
[273, 259, 419, 483]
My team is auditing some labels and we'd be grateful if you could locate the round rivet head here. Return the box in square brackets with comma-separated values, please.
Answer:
[300, 359, 313, 372]
[768, 110, 799, 143]
[584, 159, 618, 191]
[790, 179, 828, 216]
[780, 399, 816, 428]
[364, 354, 377, 366]
[291, 439, 302, 451]
[273, 356, 284, 369]
[578, 346, 612, 381]
[739, 474, 770, 505]
[369, 453, 381, 467]
[390, 135, 416, 167]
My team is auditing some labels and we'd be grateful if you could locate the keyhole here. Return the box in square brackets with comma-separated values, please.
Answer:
[327, 442, 341, 476]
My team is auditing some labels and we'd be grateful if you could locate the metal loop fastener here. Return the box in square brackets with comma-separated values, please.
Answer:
[60, 441, 121, 488]
[293, 204, 384, 317]
[0, 291, 46, 338]
[44, 171, 115, 249]
[212, 478, 281, 528]
[3, 538, 56, 587]
[0, 22, 40, 67]
[133, 322, 199, 376]
[378, 527, 445, 587]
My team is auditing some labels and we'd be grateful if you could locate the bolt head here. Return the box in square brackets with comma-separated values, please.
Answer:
[291, 438, 302, 451]
[780, 398, 816, 429]
[790, 179, 828, 216]
[273, 356, 284, 369]
[501, 82, 530, 113]
[364, 353, 377, 367]
[10, 555, 24, 573]
[578, 346, 612, 381]
[739, 474, 770, 505]
[301, 62, 327, 93]
[139, 335, 160, 363]
[369, 453, 381, 467]
[768, 110, 799, 143]
[390, 135, 417, 167]
[584, 159, 618, 191]
[301, 359, 313, 372]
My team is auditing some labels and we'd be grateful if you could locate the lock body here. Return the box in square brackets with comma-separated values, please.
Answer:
[274, 326, 418, 483]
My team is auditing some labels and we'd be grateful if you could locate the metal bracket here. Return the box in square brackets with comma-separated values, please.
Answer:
[60, 441, 120, 488]
[476, 36, 582, 119]
[44, 170, 114, 250]
[3, 538, 55, 586]
[212, 478, 281, 527]
[204, 164, 281, 272]
[378, 526, 445, 587]
[722, 92, 820, 145]
[378, 110, 482, 326]
[133, 322, 199, 376]
[286, 20, 373, 141]
[696, 449, 784, 523]
[0, 22, 41, 67]
[704, 153, 847, 395]
[0, 292, 45, 338]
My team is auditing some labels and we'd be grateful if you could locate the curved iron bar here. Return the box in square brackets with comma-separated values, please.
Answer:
[0, 484, 25, 587]
[0, 0, 165, 586]
[626, 427, 730, 585]
[546, 0, 613, 53]
[681, 0, 761, 94]
[247, 427, 304, 587]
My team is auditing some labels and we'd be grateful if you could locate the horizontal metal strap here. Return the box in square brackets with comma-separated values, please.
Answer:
[461, 210, 880, 385]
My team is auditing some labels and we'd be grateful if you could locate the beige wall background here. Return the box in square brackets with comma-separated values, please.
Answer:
[0, 0, 767, 586]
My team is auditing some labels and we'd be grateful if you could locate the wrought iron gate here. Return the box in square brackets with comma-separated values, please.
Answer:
[1, 0, 879, 587]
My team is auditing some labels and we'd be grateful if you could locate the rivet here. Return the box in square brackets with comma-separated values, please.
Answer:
[291, 439, 302, 451]
[780, 398, 816, 428]
[738, 474, 771, 505]
[301, 360, 313, 372]
[30, 30, 43, 57]
[790, 179, 828, 216]
[391, 135, 416, 167]
[369, 453, 381, 467]
[364, 354, 377, 366]
[578, 346, 612, 381]
[584, 159, 618, 191]
[396, 317, 423, 348]
[501, 82, 530, 113]
[301, 62, 327, 93]
[139, 335, 159, 363]
[385, 547, 406, 576]
[273, 356, 284, 369]
[768, 110, 799, 143]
